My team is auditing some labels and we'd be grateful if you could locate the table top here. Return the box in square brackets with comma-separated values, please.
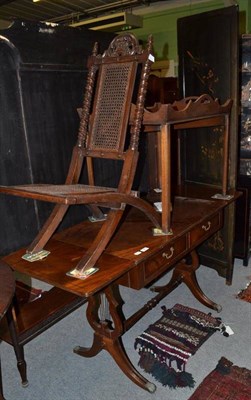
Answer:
[130, 94, 232, 127]
[2, 188, 239, 298]
[0, 261, 15, 319]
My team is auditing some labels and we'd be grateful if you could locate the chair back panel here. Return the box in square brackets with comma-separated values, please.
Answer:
[77, 33, 154, 167]
[87, 61, 137, 154]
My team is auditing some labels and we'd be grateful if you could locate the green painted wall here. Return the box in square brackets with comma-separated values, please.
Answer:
[129, 0, 250, 64]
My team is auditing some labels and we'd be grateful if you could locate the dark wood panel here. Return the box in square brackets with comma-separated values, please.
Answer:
[234, 35, 251, 266]
[177, 6, 239, 282]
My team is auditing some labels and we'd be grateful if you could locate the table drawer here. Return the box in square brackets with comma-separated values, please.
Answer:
[190, 212, 221, 246]
[144, 235, 187, 281]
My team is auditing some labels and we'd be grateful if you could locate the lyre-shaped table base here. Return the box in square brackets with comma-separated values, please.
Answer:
[151, 250, 222, 312]
[73, 285, 157, 393]
[2, 194, 238, 392]
[73, 249, 221, 392]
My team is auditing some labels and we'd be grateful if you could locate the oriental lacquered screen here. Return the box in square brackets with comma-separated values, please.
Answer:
[177, 6, 239, 282]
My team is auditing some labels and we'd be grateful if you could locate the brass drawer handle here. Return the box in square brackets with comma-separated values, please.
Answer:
[202, 221, 211, 231]
[162, 247, 174, 259]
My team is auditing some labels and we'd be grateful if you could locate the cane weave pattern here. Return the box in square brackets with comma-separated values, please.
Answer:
[89, 62, 134, 151]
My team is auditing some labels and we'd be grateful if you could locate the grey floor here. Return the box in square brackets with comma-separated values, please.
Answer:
[1, 257, 251, 400]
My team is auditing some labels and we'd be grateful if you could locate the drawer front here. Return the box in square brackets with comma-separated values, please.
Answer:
[144, 235, 187, 281]
[190, 212, 221, 246]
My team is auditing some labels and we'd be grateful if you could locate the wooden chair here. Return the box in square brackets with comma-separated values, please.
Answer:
[0, 33, 161, 279]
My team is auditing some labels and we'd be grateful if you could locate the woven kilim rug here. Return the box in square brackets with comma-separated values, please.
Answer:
[236, 281, 251, 303]
[134, 303, 223, 389]
[188, 357, 251, 400]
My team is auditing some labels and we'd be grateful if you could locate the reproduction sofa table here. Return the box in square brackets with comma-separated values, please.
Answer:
[2, 188, 239, 393]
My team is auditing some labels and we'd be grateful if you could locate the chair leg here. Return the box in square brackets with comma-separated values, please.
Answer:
[5, 308, 28, 387]
[68, 196, 163, 278]
[26, 204, 69, 258]
[24, 203, 106, 260]
[69, 209, 125, 277]
[87, 205, 106, 222]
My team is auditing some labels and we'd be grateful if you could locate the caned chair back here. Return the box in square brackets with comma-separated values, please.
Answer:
[77, 33, 153, 160]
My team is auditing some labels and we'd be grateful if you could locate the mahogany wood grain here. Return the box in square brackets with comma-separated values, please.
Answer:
[0, 262, 15, 400]
[138, 95, 232, 234]
[2, 188, 240, 392]
[0, 263, 15, 319]
[0, 283, 86, 387]
[3, 190, 240, 297]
